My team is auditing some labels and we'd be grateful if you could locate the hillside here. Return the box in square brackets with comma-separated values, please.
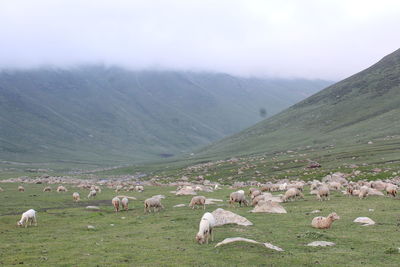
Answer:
[196, 48, 400, 159]
[0, 66, 330, 167]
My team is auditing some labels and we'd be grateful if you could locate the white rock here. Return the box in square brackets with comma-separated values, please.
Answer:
[86, 206, 100, 210]
[211, 208, 253, 226]
[251, 200, 287, 214]
[368, 209, 374, 212]
[87, 225, 95, 229]
[307, 241, 335, 247]
[215, 237, 283, 251]
[173, 204, 186, 208]
[353, 217, 375, 226]
[121, 217, 126, 220]
[310, 210, 321, 213]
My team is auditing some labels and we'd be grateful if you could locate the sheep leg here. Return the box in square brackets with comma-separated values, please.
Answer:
[33, 216, 37, 226]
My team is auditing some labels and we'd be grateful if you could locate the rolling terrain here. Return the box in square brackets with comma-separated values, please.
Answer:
[0, 66, 330, 167]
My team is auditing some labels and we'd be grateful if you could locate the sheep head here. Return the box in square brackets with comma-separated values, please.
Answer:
[328, 212, 340, 221]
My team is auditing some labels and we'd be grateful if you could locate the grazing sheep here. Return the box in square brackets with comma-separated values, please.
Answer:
[196, 212, 216, 244]
[18, 186, 25, 192]
[316, 185, 330, 201]
[229, 192, 249, 207]
[189, 196, 206, 209]
[251, 195, 266, 206]
[135, 185, 144, 192]
[250, 189, 262, 200]
[72, 192, 80, 202]
[328, 182, 341, 191]
[17, 209, 37, 228]
[282, 188, 304, 202]
[144, 197, 164, 213]
[87, 190, 97, 199]
[248, 188, 259, 196]
[310, 181, 322, 191]
[261, 183, 273, 192]
[121, 197, 129, 211]
[56, 186, 67, 192]
[358, 186, 369, 199]
[112, 197, 121, 212]
[91, 185, 102, 193]
[43, 186, 52, 192]
[385, 184, 397, 197]
[311, 212, 340, 229]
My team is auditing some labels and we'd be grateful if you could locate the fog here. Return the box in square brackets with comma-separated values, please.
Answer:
[1, 0, 400, 80]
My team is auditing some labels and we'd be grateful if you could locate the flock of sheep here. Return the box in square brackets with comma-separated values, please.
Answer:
[6, 171, 399, 246]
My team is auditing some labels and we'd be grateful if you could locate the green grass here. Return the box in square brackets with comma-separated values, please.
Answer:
[1, 183, 399, 266]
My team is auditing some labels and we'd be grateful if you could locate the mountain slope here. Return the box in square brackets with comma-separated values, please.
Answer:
[0, 66, 330, 166]
[197, 48, 400, 159]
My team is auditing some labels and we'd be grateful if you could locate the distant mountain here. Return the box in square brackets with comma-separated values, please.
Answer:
[196, 48, 400, 159]
[0, 66, 331, 166]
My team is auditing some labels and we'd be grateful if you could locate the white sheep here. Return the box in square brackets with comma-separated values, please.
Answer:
[316, 185, 330, 201]
[18, 186, 25, 192]
[56, 186, 67, 192]
[196, 212, 216, 244]
[144, 197, 164, 213]
[250, 189, 262, 200]
[311, 212, 340, 229]
[87, 190, 97, 199]
[385, 184, 397, 197]
[358, 186, 369, 199]
[282, 188, 304, 202]
[328, 181, 341, 191]
[229, 191, 248, 207]
[121, 197, 129, 211]
[72, 192, 80, 202]
[135, 185, 144, 192]
[17, 209, 37, 228]
[112, 197, 121, 212]
[189, 196, 206, 209]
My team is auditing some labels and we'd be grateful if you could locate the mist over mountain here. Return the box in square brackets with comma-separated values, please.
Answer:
[0, 66, 331, 166]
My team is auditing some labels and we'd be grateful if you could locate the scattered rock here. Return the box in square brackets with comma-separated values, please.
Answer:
[310, 210, 321, 214]
[86, 206, 100, 211]
[211, 208, 253, 226]
[353, 217, 375, 226]
[175, 187, 197, 196]
[368, 209, 374, 212]
[215, 237, 283, 251]
[87, 225, 95, 230]
[152, 195, 166, 199]
[251, 200, 287, 213]
[307, 241, 335, 247]
[205, 198, 223, 205]
[173, 204, 186, 208]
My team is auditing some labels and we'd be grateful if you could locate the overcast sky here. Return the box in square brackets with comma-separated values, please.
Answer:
[0, 0, 399, 80]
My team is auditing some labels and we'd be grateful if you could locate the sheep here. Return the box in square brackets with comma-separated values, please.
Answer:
[282, 188, 304, 202]
[311, 212, 340, 229]
[135, 185, 144, 192]
[195, 212, 216, 244]
[72, 192, 80, 202]
[43, 186, 51, 192]
[310, 181, 322, 191]
[358, 186, 369, 199]
[252, 194, 267, 206]
[115, 185, 123, 193]
[144, 197, 164, 213]
[385, 184, 397, 197]
[189, 196, 206, 209]
[17, 209, 37, 228]
[56, 186, 67, 192]
[87, 190, 97, 199]
[90, 185, 102, 193]
[121, 197, 129, 211]
[248, 188, 259, 196]
[316, 185, 330, 201]
[112, 197, 121, 212]
[18, 186, 25, 192]
[229, 192, 248, 207]
[250, 189, 262, 200]
[328, 181, 341, 191]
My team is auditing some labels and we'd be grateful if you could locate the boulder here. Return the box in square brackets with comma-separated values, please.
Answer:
[353, 217, 375, 226]
[251, 200, 287, 214]
[215, 237, 284, 251]
[307, 241, 335, 247]
[211, 208, 253, 226]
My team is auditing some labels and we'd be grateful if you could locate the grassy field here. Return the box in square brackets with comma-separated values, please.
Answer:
[1, 183, 399, 266]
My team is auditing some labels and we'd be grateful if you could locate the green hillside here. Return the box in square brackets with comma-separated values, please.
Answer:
[196, 48, 400, 159]
[0, 66, 330, 167]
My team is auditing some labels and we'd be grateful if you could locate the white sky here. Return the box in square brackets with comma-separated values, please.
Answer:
[0, 0, 399, 80]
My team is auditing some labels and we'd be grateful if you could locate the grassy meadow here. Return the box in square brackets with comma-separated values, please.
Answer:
[1, 183, 400, 266]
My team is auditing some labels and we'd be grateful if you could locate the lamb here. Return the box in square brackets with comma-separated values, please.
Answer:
[18, 186, 25, 192]
[144, 197, 164, 213]
[281, 188, 304, 202]
[189, 196, 206, 209]
[72, 192, 80, 202]
[316, 185, 330, 201]
[56, 186, 67, 192]
[385, 184, 397, 197]
[43, 186, 52, 192]
[17, 209, 37, 228]
[87, 190, 97, 198]
[358, 186, 369, 199]
[112, 197, 121, 212]
[195, 212, 216, 244]
[121, 197, 129, 211]
[229, 191, 248, 207]
[311, 212, 340, 229]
